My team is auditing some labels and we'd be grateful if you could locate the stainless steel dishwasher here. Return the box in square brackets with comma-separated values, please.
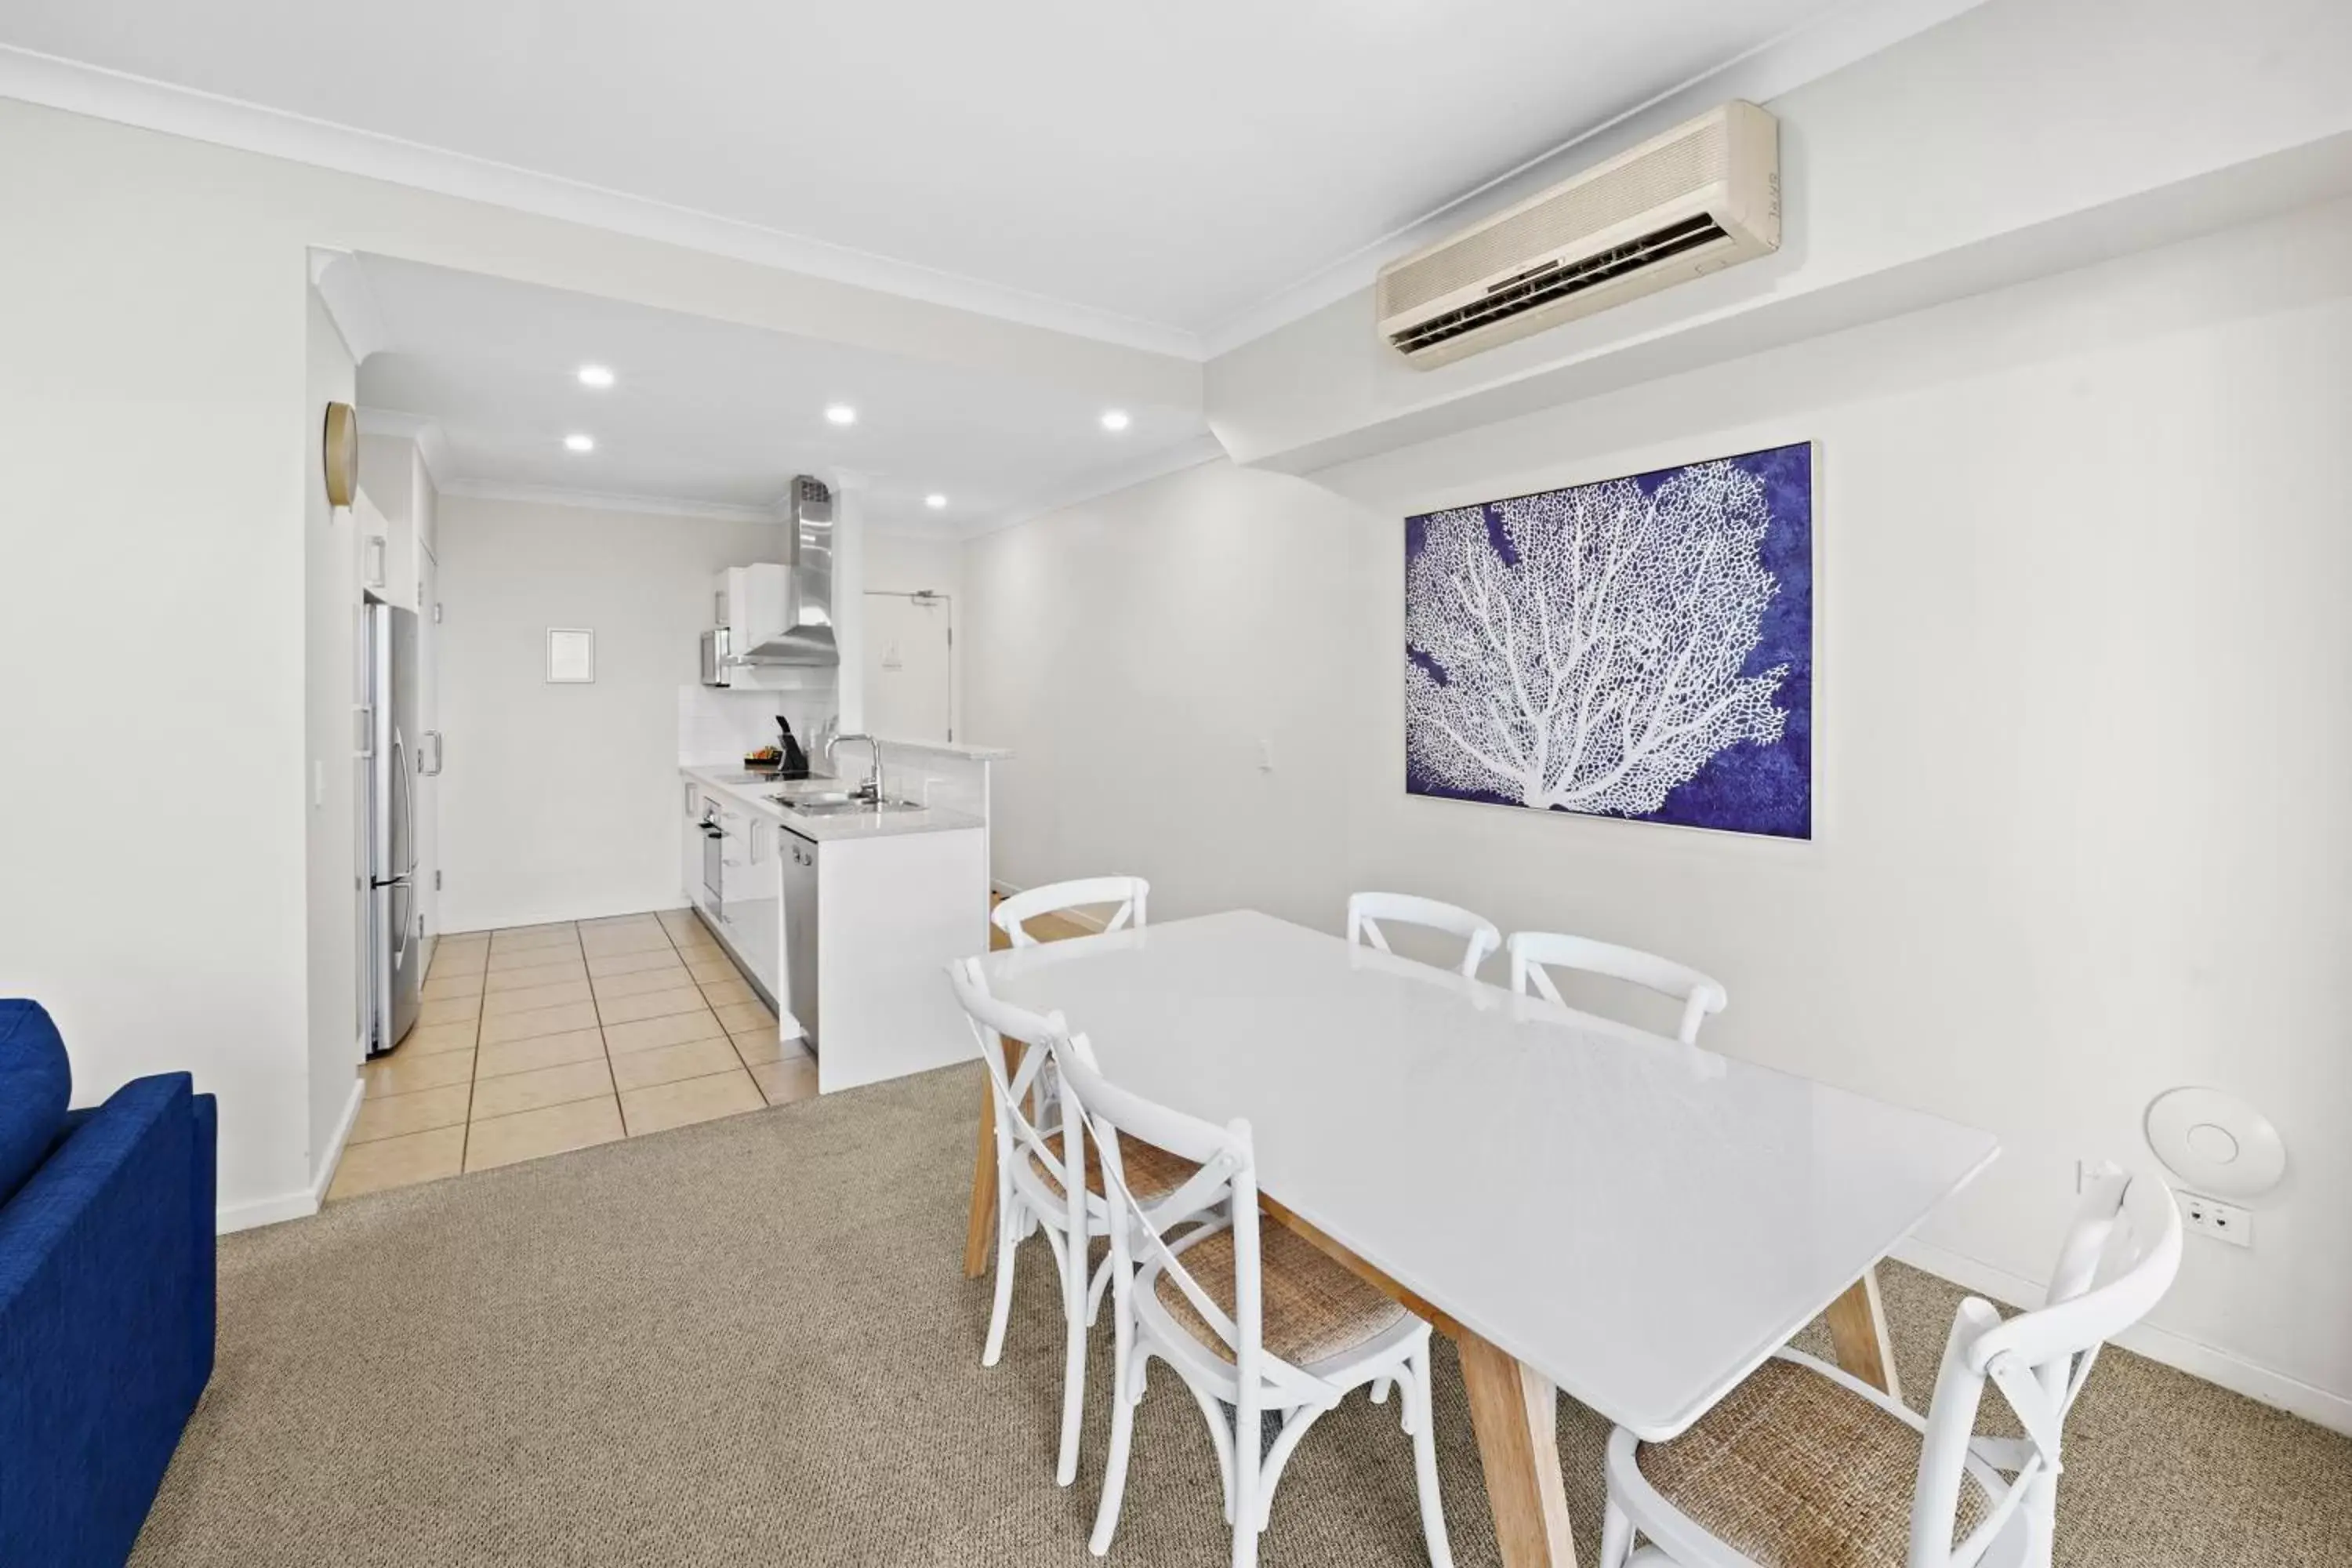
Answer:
[780, 826, 820, 1050]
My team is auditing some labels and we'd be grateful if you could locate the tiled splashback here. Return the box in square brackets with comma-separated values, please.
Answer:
[880, 751, 989, 819]
[678, 684, 837, 768]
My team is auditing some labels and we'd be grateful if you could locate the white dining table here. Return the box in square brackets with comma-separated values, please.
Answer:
[966, 909, 1999, 1568]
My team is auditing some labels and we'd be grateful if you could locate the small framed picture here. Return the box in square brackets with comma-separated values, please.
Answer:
[546, 628, 595, 684]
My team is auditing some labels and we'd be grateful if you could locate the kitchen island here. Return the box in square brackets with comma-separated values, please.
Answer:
[680, 764, 989, 1094]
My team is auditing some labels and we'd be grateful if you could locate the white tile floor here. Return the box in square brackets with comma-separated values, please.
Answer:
[328, 908, 815, 1201]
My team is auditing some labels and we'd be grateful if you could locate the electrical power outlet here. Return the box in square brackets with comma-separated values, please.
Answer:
[2178, 1191, 2252, 1248]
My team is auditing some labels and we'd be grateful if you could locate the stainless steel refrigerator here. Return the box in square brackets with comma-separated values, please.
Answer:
[365, 601, 421, 1055]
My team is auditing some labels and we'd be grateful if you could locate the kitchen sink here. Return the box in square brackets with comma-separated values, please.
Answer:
[768, 788, 855, 807]
[788, 798, 926, 818]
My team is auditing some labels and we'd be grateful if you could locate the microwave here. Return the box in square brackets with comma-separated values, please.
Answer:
[699, 626, 731, 687]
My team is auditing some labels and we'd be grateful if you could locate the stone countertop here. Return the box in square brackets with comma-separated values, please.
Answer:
[681, 765, 985, 844]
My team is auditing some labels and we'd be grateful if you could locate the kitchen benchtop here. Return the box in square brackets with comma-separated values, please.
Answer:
[681, 764, 985, 844]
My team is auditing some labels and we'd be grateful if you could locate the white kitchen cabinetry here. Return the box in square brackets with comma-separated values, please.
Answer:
[713, 800, 748, 946]
[677, 766, 989, 1094]
[727, 817, 782, 1000]
[709, 564, 826, 693]
[681, 783, 706, 909]
[716, 564, 788, 653]
[356, 434, 422, 611]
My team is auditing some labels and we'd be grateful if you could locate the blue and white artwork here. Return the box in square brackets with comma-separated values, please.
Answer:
[1404, 441, 1812, 840]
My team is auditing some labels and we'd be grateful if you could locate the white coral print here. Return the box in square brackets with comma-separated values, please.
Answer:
[1405, 459, 1788, 816]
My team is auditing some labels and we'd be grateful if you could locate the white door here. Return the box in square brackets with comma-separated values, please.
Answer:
[862, 592, 953, 743]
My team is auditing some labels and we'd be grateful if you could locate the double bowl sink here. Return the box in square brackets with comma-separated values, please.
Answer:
[764, 782, 924, 818]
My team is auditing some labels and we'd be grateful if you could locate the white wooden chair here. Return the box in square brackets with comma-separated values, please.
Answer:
[1506, 930, 1729, 1045]
[1346, 891, 1501, 979]
[1058, 1036, 1453, 1568]
[1598, 1164, 2183, 1568]
[948, 956, 1207, 1486]
[993, 876, 1149, 947]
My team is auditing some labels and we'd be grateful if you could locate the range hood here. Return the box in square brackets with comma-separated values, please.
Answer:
[741, 475, 837, 666]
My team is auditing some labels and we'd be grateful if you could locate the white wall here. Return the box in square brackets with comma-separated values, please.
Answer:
[300, 288, 364, 1207]
[963, 198, 2352, 1424]
[964, 458, 1358, 931]
[0, 113, 313, 1221]
[437, 494, 822, 931]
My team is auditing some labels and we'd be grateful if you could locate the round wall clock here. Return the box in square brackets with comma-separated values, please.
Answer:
[322, 401, 358, 508]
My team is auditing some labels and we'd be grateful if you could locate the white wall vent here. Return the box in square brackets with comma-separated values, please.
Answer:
[1376, 101, 1780, 368]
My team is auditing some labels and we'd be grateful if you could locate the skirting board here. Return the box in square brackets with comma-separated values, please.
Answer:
[988, 878, 1110, 934]
[215, 1074, 366, 1235]
[1894, 1235, 2352, 1437]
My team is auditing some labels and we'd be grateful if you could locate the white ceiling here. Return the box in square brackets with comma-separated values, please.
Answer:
[347, 253, 1210, 536]
[6, 0, 1870, 347]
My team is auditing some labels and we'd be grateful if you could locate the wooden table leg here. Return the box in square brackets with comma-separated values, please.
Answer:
[1459, 1330, 1580, 1568]
[961, 1075, 999, 1279]
[967, 894, 1014, 1278]
[1825, 1265, 1902, 1403]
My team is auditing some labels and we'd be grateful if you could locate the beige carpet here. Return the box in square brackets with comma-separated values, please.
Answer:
[133, 1064, 2352, 1566]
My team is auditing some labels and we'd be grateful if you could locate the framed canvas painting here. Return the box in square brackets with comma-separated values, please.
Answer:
[1403, 441, 1813, 839]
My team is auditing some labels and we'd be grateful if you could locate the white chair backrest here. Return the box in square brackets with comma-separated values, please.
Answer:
[1346, 891, 1501, 979]
[946, 957, 1086, 1201]
[1054, 1037, 1342, 1412]
[993, 876, 1151, 948]
[1505, 929, 1729, 1045]
[1905, 1166, 2183, 1568]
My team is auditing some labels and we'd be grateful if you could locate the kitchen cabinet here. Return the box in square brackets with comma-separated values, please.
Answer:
[677, 765, 989, 1095]
[681, 783, 707, 910]
[707, 564, 828, 693]
[726, 816, 782, 1001]
[357, 435, 423, 612]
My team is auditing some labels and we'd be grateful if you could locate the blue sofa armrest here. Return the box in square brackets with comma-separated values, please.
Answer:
[191, 1092, 216, 1393]
[0, 1072, 216, 1568]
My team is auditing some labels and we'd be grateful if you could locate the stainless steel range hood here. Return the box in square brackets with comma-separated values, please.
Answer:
[742, 475, 837, 666]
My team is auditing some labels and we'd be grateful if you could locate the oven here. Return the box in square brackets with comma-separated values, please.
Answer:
[699, 797, 727, 920]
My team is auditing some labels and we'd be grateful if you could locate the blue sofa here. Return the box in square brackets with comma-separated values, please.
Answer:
[0, 1000, 216, 1568]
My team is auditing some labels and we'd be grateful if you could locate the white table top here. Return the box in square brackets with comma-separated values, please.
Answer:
[978, 909, 1998, 1440]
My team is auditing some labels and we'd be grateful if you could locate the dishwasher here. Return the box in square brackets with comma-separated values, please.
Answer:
[780, 826, 820, 1050]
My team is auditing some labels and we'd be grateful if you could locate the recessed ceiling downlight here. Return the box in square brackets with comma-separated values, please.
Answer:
[1100, 409, 1131, 432]
[825, 404, 858, 426]
[564, 434, 595, 452]
[925, 494, 948, 510]
[576, 365, 615, 388]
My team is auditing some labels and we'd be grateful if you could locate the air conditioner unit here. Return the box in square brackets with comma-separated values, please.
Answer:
[1376, 101, 1780, 368]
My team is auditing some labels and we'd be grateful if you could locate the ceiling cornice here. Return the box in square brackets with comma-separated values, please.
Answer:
[1194, 0, 1990, 357]
[352, 406, 452, 489]
[308, 247, 387, 362]
[437, 479, 785, 524]
[0, 42, 1206, 361]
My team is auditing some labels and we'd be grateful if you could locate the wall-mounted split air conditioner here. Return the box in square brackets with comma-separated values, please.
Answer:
[1377, 101, 1781, 368]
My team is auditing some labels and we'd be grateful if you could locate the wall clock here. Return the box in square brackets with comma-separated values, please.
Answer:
[322, 401, 358, 508]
